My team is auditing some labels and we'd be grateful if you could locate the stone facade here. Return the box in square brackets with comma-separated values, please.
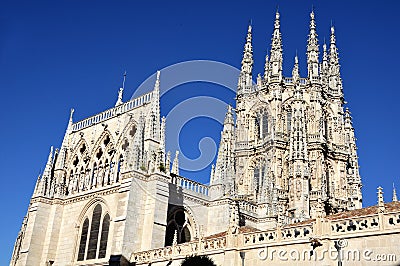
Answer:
[10, 10, 398, 266]
[211, 11, 362, 224]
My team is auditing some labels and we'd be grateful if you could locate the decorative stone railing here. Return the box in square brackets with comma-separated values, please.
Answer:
[309, 190, 322, 200]
[331, 215, 380, 235]
[236, 141, 249, 149]
[241, 85, 259, 93]
[132, 236, 226, 264]
[269, 76, 281, 83]
[243, 223, 313, 247]
[241, 76, 311, 91]
[386, 213, 400, 227]
[170, 175, 209, 196]
[311, 76, 320, 83]
[284, 77, 293, 84]
[72, 91, 153, 132]
[280, 224, 313, 241]
[238, 200, 258, 214]
[329, 211, 400, 236]
[276, 189, 288, 199]
[308, 133, 321, 140]
[131, 207, 400, 265]
[283, 77, 307, 85]
[244, 230, 277, 246]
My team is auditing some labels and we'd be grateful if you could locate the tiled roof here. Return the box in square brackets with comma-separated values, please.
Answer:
[326, 201, 400, 221]
[204, 226, 260, 239]
[286, 201, 400, 226]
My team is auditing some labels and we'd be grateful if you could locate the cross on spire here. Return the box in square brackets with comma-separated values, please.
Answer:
[122, 70, 127, 90]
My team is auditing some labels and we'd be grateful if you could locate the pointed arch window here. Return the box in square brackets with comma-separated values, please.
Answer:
[116, 155, 124, 182]
[77, 204, 111, 261]
[92, 162, 97, 188]
[77, 218, 89, 261]
[87, 205, 102, 259]
[99, 214, 110, 258]
[287, 111, 292, 133]
[255, 111, 269, 139]
[255, 116, 261, 138]
[261, 113, 268, 138]
[254, 167, 260, 193]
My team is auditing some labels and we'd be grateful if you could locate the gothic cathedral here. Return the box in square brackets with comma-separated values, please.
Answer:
[10, 11, 375, 266]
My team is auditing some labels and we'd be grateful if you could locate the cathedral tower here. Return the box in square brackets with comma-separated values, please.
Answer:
[212, 10, 362, 221]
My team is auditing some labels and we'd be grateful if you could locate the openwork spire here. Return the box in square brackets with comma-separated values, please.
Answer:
[115, 88, 124, 106]
[263, 54, 269, 79]
[307, 10, 319, 79]
[321, 41, 329, 75]
[329, 26, 340, 74]
[327, 25, 343, 96]
[147, 71, 161, 140]
[377, 186, 385, 212]
[224, 105, 234, 126]
[393, 183, 398, 202]
[43, 146, 54, 177]
[165, 151, 171, 175]
[292, 55, 300, 83]
[171, 151, 179, 175]
[40, 146, 54, 196]
[344, 107, 353, 128]
[54, 109, 74, 170]
[269, 11, 283, 80]
[238, 24, 254, 93]
[153, 71, 161, 113]
[307, 11, 318, 48]
[212, 105, 235, 196]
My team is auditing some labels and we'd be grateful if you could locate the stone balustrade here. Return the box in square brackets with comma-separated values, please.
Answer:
[171, 175, 209, 196]
[243, 230, 277, 246]
[238, 200, 258, 214]
[72, 91, 153, 132]
[276, 189, 288, 199]
[132, 236, 226, 264]
[308, 133, 320, 140]
[284, 77, 293, 84]
[283, 77, 307, 85]
[236, 141, 249, 149]
[331, 216, 380, 235]
[309, 190, 322, 200]
[329, 209, 400, 237]
[280, 224, 313, 241]
[131, 206, 400, 265]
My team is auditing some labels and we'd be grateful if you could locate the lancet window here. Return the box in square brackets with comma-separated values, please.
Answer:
[287, 111, 292, 133]
[77, 204, 110, 261]
[255, 110, 269, 139]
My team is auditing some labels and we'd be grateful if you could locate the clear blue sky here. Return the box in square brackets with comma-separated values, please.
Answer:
[1, 0, 399, 263]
